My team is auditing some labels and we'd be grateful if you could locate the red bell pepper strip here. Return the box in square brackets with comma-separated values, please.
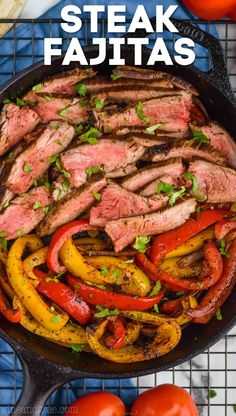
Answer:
[47, 219, 97, 274]
[150, 210, 229, 265]
[67, 274, 164, 311]
[160, 297, 184, 315]
[34, 269, 93, 325]
[0, 286, 21, 323]
[215, 219, 236, 240]
[187, 239, 236, 323]
[105, 317, 126, 350]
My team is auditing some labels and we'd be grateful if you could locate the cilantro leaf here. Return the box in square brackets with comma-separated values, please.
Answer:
[219, 239, 231, 258]
[57, 108, 68, 117]
[95, 98, 104, 110]
[92, 191, 101, 201]
[193, 129, 209, 143]
[70, 344, 84, 352]
[146, 122, 167, 133]
[44, 179, 51, 190]
[23, 162, 32, 173]
[111, 74, 123, 81]
[75, 125, 84, 134]
[100, 267, 109, 276]
[33, 201, 41, 210]
[86, 166, 103, 178]
[50, 314, 62, 324]
[135, 102, 150, 123]
[182, 172, 199, 194]
[16, 98, 27, 107]
[196, 194, 206, 201]
[76, 83, 87, 96]
[94, 306, 119, 318]
[157, 181, 173, 196]
[153, 304, 159, 313]
[133, 236, 150, 253]
[111, 267, 122, 279]
[79, 127, 101, 145]
[32, 83, 42, 92]
[149, 281, 161, 297]
[169, 186, 186, 206]
[215, 308, 222, 321]
[17, 228, 24, 237]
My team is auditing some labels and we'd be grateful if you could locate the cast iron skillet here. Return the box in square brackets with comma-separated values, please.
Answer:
[0, 19, 236, 416]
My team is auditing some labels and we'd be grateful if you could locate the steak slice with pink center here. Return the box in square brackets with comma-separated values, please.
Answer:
[0, 186, 51, 240]
[0, 103, 41, 156]
[105, 198, 197, 252]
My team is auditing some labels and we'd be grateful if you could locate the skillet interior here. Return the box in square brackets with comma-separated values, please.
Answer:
[0, 45, 236, 378]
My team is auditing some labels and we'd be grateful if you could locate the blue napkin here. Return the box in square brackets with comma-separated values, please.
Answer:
[0, 0, 217, 413]
[0, 0, 218, 86]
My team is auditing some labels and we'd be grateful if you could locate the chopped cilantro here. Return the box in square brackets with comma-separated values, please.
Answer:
[153, 304, 159, 313]
[149, 281, 161, 297]
[196, 194, 206, 201]
[86, 166, 103, 178]
[43, 206, 50, 214]
[133, 312, 142, 319]
[44, 179, 51, 189]
[111, 267, 122, 279]
[55, 139, 63, 146]
[219, 239, 231, 258]
[57, 108, 68, 117]
[133, 236, 150, 253]
[48, 155, 62, 170]
[79, 127, 101, 145]
[92, 191, 101, 201]
[182, 172, 199, 194]
[33, 179, 38, 187]
[209, 390, 217, 398]
[17, 228, 24, 237]
[169, 186, 186, 206]
[215, 308, 222, 321]
[233, 404, 236, 413]
[32, 83, 42, 92]
[176, 291, 186, 297]
[100, 267, 109, 276]
[3, 199, 10, 208]
[75, 125, 84, 134]
[7, 152, 14, 162]
[62, 180, 70, 192]
[23, 162, 32, 173]
[76, 83, 87, 96]
[16, 98, 27, 107]
[33, 201, 41, 210]
[193, 129, 209, 143]
[70, 344, 84, 352]
[157, 181, 173, 196]
[50, 314, 62, 324]
[146, 122, 167, 133]
[111, 74, 123, 81]
[195, 207, 201, 215]
[94, 98, 104, 110]
[50, 306, 55, 313]
[3, 98, 12, 104]
[45, 276, 59, 283]
[0, 233, 7, 252]
[135, 101, 150, 123]
[44, 95, 52, 102]
[94, 306, 119, 318]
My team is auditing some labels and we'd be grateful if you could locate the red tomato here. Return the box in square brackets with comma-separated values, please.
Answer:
[181, 0, 236, 20]
[64, 392, 126, 416]
[131, 384, 199, 416]
[228, 7, 236, 20]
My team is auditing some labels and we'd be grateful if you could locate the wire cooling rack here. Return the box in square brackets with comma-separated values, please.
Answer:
[0, 18, 236, 416]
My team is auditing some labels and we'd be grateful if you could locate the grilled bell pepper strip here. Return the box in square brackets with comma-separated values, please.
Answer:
[0, 246, 8, 266]
[187, 238, 236, 323]
[74, 237, 107, 251]
[215, 217, 236, 240]
[33, 269, 93, 325]
[150, 210, 229, 264]
[86, 318, 181, 363]
[85, 256, 151, 297]
[160, 257, 202, 278]
[0, 262, 15, 300]
[104, 317, 126, 349]
[7, 235, 68, 331]
[138, 241, 223, 291]
[164, 227, 214, 259]
[60, 237, 151, 296]
[0, 285, 21, 323]
[13, 297, 88, 345]
[160, 297, 184, 315]
[23, 247, 48, 286]
[67, 274, 164, 311]
[124, 321, 142, 346]
[47, 219, 97, 274]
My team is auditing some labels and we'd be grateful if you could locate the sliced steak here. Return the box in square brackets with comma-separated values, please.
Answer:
[115, 127, 190, 139]
[90, 181, 168, 227]
[121, 159, 185, 192]
[0, 186, 51, 240]
[60, 138, 146, 188]
[0, 104, 41, 156]
[31, 67, 96, 96]
[5, 121, 75, 195]
[112, 66, 166, 80]
[193, 122, 236, 168]
[94, 87, 178, 105]
[37, 176, 107, 236]
[189, 160, 236, 203]
[93, 92, 192, 133]
[140, 175, 178, 197]
[32, 95, 88, 124]
[146, 139, 225, 165]
[86, 75, 174, 93]
[105, 198, 197, 252]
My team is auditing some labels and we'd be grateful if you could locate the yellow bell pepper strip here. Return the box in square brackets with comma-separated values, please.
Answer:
[86, 256, 151, 297]
[23, 247, 48, 286]
[60, 238, 151, 297]
[13, 297, 88, 345]
[86, 318, 181, 363]
[231, 203, 236, 212]
[7, 235, 68, 331]
[124, 321, 142, 346]
[74, 237, 107, 252]
[47, 219, 98, 274]
[160, 257, 202, 278]
[0, 245, 8, 266]
[164, 228, 214, 259]
[0, 262, 15, 300]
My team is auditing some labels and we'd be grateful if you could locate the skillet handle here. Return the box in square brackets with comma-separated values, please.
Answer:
[10, 348, 77, 416]
[127, 18, 235, 103]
